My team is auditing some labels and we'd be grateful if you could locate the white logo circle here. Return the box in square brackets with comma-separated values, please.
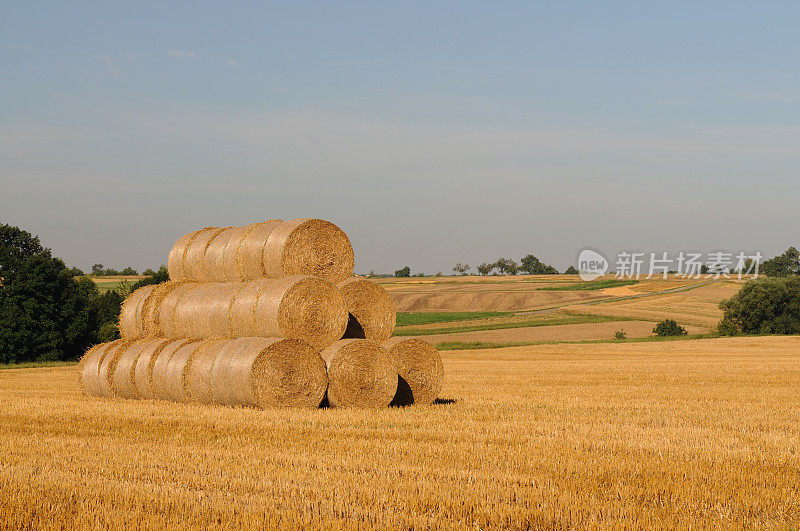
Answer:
[577, 249, 609, 281]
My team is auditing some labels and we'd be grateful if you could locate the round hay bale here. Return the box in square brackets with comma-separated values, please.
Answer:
[211, 337, 327, 409]
[252, 275, 348, 349]
[204, 227, 249, 282]
[159, 282, 196, 338]
[111, 340, 154, 399]
[163, 340, 205, 402]
[151, 339, 197, 400]
[382, 338, 443, 406]
[183, 227, 223, 281]
[171, 284, 216, 338]
[319, 339, 397, 408]
[228, 279, 272, 337]
[133, 339, 177, 399]
[97, 340, 134, 397]
[337, 278, 396, 341]
[78, 342, 114, 396]
[185, 339, 226, 404]
[263, 218, 354, 283]
[208, 283, 242, 337]
[118, 285, 156, 338]
[167, 230, 198, 281]
[237, 220, 282, 280]
[138, 282, 184, 337]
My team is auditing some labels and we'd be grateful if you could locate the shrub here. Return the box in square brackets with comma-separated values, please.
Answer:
[614, 330, 627, 340]
[395, 266, 411, 278]
[130, 265, 169, 291]
[97, 321, 120, 342]
[653, 319, 687, 337]
[719, 277, 800, 334]
[716, 318, 741, 337]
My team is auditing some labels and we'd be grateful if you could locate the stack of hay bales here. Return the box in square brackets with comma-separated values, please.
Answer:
[79, 218, 443, 409]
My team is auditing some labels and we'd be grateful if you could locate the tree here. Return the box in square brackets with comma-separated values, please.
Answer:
[120, 267, 138, 276]
[477, 262, 494, 276]
[452, 263, 470, 276]
[761, 247, 800, 277]
[142, 268, 156, 276]
[653, 319, 687, 337]
[719, 277, 800, 335]
[395, 266, 411, 278]
[130, 265, 169, 291]
[564, 266, 578, 275]
[92, 264, 104, 275]
[0, 225, 99, 363]
[493, 258, 519, 275]
[519, 254, 559, 275]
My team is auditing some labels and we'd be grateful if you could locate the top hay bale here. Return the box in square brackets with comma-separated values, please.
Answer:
[168, 218, 354, 284]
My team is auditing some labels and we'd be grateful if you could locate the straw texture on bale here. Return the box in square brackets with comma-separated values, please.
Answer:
[382, 338, 443, 406]
[118, 285, 156, 338]
[138, 282, 185, 337]
[163, 341, 205, 402]
[96, 340, 134, 397]
[167, 218, 353, 283]
[151, 339, 198, 400]
[133, 276, 347, 348]
[79, 341, 117, 396]
[338, 278, 396, 341]
[111, 341, 154, 399]
[133, 339, 178, 399]
[184, 339, 226, 404]
[210, 338, 327, 409]
[263, 218, 354, 283]
[319, 339, 398, 408]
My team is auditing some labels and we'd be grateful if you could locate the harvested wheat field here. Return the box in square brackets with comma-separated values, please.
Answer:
[2, 336, 799, 527]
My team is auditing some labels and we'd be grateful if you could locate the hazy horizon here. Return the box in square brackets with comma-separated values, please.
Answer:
[3, 2, 799, 274]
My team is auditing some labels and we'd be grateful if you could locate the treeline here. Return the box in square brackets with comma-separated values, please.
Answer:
[0, 224, 166, 364]
[452, 254, 573, 276]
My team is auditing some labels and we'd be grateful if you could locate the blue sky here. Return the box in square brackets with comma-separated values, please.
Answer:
[2, 2, 799, 273]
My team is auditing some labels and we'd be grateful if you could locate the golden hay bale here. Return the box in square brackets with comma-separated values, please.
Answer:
[78, 342, 116, 396]
[228, 279, 272, 337]
[111, 340, 155, 399]
[167, 230, 197, 281]
[96, 340, 134, 397]
[319, 339, 397, 408]
[252, 275, 348, 349]
[170, 284, 217, 338]
[381, 338, 443, 406]
[159, 282, 196, 338]
[133, 339, 177, 399]
[210, 338, 327, 409]
[237, 220, 282, 279]
[204, 226, 249, 282]
[163, 340, 205, 402]
[263, 218, 354, 283]
[337, 278, 396, 341]
[118, 285, 156, 338]
[151, 339, 198, 400]
[208, 283, 243, 337]
[182, 227, 223, 281]
[185, 339, 226, 404]
[138, 282, 184, 337]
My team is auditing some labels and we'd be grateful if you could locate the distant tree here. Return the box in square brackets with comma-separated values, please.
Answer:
[453, 263, 470, 276]
[700, 264, 709, 275]
[91, 264, 104, 275]
[719, 277, 800, 334]
[761, 247, 800, 277]
[477, 262, 494, 276]
[493, 258, 519, 275]
[120, 267, 138, 276]
[614, 330, 627, 340]
[414, 272, 425, 277]
[564, 266, 579, 275]
[653, 319, 687, 337]
[395, 266, 411, 278]
[69, 267, 85, 277]
[130, 265, 169, 291]
[519, 254, 559, 275]
[142, 268, 156, 276]
[0, 225, 98, 363]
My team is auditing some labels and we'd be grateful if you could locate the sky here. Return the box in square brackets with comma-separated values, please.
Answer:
[2, 1, 799, 274]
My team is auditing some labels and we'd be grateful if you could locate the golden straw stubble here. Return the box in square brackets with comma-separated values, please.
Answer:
[382, 338, 443, 406]
[263, 218, 354, 283]
[337, 277, 396, 341]
[210, 337, 327, 409]
[319, 339, 398, 408]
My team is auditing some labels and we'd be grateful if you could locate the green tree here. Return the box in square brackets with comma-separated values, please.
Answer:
[91, 264, 104, 275]
[130, 265, 169, 291]
[653, 319, 687, 337]
[519, 254, 559, 275]
[564, 266, 578, 275]
[719, 277, 800, 334]
[142, 268, 156, 276]
[452, 263, 470, 276]
[493, 258, 519, 275]
[477, 262, 494, 276]
[761, 247, 800, 277]
[0, 225, 98, 363]
[395, 266, 411, 278]
[120, 267, 138, 276]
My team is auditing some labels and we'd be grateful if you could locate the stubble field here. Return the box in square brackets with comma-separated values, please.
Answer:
[2, 336, 799, 528]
